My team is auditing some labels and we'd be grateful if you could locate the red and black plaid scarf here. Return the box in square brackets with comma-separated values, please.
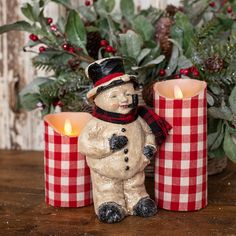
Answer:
[92, 106, 172, 145]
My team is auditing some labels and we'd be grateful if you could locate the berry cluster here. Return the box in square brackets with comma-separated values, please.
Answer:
[209, 1, 234, 15]
[158, 66, 200, 78]
[100, 40, 117, 54]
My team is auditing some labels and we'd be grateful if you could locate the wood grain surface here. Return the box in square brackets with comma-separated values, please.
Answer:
[0, 150, 236, 236]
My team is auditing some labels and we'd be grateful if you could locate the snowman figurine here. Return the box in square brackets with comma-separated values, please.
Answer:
[79, 57, 171, 223]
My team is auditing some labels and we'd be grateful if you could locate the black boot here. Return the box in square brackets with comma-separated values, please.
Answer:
[98, 202, 126, 223]
[133, 197, 157, 217]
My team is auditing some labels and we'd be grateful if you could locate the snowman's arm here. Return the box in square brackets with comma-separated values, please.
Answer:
[138, 117, 157, 150]
[78, 120, 111, 159]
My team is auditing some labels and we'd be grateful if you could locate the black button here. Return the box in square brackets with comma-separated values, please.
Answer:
[124, 157, 129, 162]
[121, 128, 126, 132]
[125, 166, 130, 171]
[124, 149, 128, 154]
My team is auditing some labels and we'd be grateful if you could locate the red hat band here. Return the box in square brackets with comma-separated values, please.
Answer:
[94, 72, 124, 87]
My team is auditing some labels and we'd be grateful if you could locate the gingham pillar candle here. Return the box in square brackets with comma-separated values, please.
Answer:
[44, 112, 92, 207]
[154, 78, 207, 211]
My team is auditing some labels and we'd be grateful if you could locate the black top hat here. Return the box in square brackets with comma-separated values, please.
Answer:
[86, 57, 136, 100]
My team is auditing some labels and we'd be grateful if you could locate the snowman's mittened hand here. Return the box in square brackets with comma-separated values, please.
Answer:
[109, 134, 128, 151]
[143, 145, 156, 160]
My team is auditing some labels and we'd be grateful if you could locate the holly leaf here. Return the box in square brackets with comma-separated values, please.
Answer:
[120, 0, 134, 22]
[65, 10, 87, 51]
[119, 30, 143, 59]
[0, 21, 34, 34]
[229, 86, 236, 114]
[223, 128, 236, 163]
[133, 15, 155, 42]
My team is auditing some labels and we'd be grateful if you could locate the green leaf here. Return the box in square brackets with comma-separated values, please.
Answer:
[133, 15, 155, 42]
[0, 21, 34, 34]
[137, 48, 151, 64]
[21, 3, 38, 21]
[20, 93, 41, 111]
[51, 0, 72, 8]
[132, 55, 165, 70]
[223, 128, 236, 163]
[78, 6, 97, 22]
[208, 106, 233, 121]
[171, 12, 194, 56]
[104, 0, 115, 12]
[166, 44, 179, 76]
[208, 83, 221, 95]
[208, 120, 225, 150]
[65, 10, 87, 51]
[119, 30, 143, 59]
[20, 77, 51, 96]
[229, 86, 236, 114]
[206, 92, 214, 106]
[120, 0, 134, 22]
[177, 55, 193, 70]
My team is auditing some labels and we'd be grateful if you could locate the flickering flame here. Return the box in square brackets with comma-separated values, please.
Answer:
[64, 119, 73, 135]
[174, 85, 184, 99]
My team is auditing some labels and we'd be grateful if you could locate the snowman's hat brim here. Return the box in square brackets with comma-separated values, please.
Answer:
[87, 74, 137, 102]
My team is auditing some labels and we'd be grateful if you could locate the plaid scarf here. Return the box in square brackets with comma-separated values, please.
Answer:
[92, 106, 172, 145]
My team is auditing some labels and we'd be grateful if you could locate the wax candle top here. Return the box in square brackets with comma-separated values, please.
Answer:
[154, 78, 206, 99]
[44, 112, 92, 137]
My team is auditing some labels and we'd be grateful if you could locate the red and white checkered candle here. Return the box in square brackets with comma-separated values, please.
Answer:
[44, 112, 92, 207]
[154, 79, 207, 211]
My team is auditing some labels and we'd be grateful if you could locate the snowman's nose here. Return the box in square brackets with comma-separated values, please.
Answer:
[120, 94, 128, 102]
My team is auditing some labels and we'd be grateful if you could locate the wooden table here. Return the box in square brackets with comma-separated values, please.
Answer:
[0, 150, 236, 236]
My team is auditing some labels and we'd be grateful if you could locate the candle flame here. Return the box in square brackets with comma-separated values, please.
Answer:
[64, 119, 72, 135]
[174, 85, 183, 99]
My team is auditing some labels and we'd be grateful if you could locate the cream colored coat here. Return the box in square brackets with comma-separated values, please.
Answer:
[78, 116, 156, 214]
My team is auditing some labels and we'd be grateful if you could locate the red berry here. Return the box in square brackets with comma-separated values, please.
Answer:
[100, 40, 108, 47]
[175, 74, 181, 79]
[77, 47, 82, 52]
[62, 43, 69, 50]
[29, 34, 38, 41]
[159, 69, 166, 76]
[105, 45, 114, 53]
[180, 68, 189, 75]
[39, 46, 46, 53]
[50, 24, 57, 31]
[193, 70, 200, 77]
[47, 17, 53, 25]
[209, 2, 216, 7]
[85, 0, 91, 6]
[190, 66, 197, 72]
[227, 6, 233, 13]
[68, 46, 75, 53]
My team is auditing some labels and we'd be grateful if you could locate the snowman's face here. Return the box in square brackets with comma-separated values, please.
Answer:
[94, 82, 136, 114]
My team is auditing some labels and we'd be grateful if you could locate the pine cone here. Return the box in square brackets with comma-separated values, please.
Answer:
[204, 55, 225, 73]
[86, 31, 102, 60]
[166, 4, 179, 18]
[155, 17, 173, 59]
[80, 103, 93, 114]
[142, 81, 156, 107]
